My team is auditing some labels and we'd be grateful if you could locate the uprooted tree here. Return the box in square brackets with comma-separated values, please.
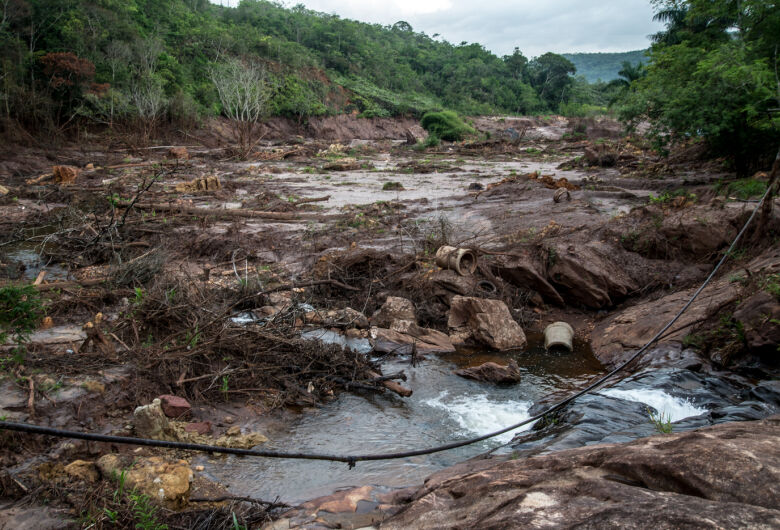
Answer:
[210, 58, 272, 158]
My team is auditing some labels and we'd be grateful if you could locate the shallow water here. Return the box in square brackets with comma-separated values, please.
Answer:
[198, 336, 604, 504]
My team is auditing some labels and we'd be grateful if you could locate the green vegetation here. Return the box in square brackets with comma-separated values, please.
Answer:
[0, 0, 633, 140]
[0, 285, 44, 365]
[563, 50, 647, 82]
[382, 181, 404, 191]
[618, 0, 780, 174]
[647, 407, 673, 434]
[420, 111, 475, 141]
[717, 178, 767, 200]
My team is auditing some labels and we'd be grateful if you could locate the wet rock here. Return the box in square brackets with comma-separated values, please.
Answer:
[381, 416, 780, 529]
[734, 291, 780, 354]
[447, 296, 526, 351]
[370, 326, 455, 355]
[167, 147, 189, 159]
[553, 187, 570, 202]
[158, 395, 192, 419]
[547, 241, 637, 309]
[302, 485, 374, 513]
[455, 360, 522, 384]
[52, 165, 79, 185]
[431, 270, 478, 302]
[371, 296, 416, 328]
[133, 399, 174, 440]
[584, 143, 617, 167]
[468, 182, 484, 191]
[496, 255, 564, 306]
[96, 455, 193, 509]
[0, 506, 70, 529]
[64, 460, 99, 482]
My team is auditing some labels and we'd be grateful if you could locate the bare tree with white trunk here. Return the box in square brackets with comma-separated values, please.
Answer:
[210, 58, 272, 158]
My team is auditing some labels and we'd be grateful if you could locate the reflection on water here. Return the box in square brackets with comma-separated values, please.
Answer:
[199, 334, 604, 504]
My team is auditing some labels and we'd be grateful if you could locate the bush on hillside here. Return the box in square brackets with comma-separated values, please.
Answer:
[420, 111, 475, 142]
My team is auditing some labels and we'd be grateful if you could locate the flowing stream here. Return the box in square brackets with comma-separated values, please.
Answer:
[198, 333, 605, 504]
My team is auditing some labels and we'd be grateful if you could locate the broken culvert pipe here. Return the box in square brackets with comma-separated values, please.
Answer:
[544, 322, 574, 352]
[435, 246, 478, 276]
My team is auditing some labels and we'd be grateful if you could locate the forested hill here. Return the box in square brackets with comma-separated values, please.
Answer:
[0, 0, 600, 135]
[562, 50, 647, 82]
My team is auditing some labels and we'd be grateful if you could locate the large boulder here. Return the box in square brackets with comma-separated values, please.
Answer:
[455, 360, 522, 384]
[371, 296, 417, 328]
[381, 416, 780, 529]
[448, 296, 526, 351]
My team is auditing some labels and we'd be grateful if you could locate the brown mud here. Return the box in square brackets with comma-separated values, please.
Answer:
[0, 114, 778, 528]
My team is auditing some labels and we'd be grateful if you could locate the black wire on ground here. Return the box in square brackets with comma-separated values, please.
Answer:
[0, 187, 772, 467]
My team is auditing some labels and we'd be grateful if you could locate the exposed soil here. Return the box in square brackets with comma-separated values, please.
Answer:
[1, 115, 778, 528]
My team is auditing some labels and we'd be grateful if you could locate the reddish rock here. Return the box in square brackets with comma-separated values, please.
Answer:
[455, 360, 522, 384]
[184, 421, 212, 435]
[382, 416, 780, 529]
[448, 296, 527, 351]
[158, 395, 191, 419]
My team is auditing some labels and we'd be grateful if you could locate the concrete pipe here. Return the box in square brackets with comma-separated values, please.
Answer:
[544, 321, 574, 352]
[435, 246, 478, 276]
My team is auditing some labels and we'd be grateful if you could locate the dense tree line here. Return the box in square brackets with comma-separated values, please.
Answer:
[619, 0, 780, 173]
[0, 0, 598, 137]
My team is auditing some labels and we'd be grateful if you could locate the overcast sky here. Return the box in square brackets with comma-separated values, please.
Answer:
[211, 0, 663, 57]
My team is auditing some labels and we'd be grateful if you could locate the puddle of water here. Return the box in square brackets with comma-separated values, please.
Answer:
[199, 338, 603, 504]
[4, 248, 69, 281]
[301, 328, 372, 355]
[598, 388, 707, 422]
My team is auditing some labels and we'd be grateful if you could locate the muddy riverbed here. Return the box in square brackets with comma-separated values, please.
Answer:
[0, 115, 778, 528]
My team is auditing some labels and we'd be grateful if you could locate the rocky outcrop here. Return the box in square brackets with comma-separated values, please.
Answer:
[592, 247, 780, 367]
[448, 296, 526, 351]
[547, 241, 637, 309]
[381, 416, 780, 529]
[496, 253, 565, 306]
[455, 360, 522, 384]
[734, 291, 780, 355]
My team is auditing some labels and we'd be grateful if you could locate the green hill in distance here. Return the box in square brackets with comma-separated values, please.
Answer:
[563, 50, 647, 82]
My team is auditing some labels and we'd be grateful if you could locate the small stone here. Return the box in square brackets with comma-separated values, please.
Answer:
[167, 147, 189, 159]
[224, 416, 235, 424]
[194, 465, 204, 472]
[82, 380, 105, 394]
[85, 163, 95, 170]
[40, 316, 54, 330]
[226, 426, 241, 436]
[158, 395, 191, 419]
[52, 165, 80, 185]
[184, 421, 212, 435]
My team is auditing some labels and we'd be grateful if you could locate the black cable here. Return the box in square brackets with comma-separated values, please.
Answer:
[0, 187, 771, 465]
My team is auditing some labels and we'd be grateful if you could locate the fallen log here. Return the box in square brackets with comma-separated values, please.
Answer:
[130, 203, 304, 221]
[368, 370, 413, 397]
[32, 278, 107, 291]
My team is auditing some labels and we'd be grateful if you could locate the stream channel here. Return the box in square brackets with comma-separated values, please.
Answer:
[196, 332, 709, 504]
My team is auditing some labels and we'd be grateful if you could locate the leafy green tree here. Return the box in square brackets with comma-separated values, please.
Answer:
[622, 0, 780, 174]
[527, 53, 576, 112]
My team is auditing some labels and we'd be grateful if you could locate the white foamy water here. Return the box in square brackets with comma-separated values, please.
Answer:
[600, 388, 707, 422]
[424, 392, 533, 443]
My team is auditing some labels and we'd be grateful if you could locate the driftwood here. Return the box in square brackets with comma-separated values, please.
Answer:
[33, 278, 107, 291]
[368, 370, 413, 397]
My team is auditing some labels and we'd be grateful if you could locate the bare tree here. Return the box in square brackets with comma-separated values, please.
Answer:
[210, 58, 272, 158]
[131, 76, 166, 142]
